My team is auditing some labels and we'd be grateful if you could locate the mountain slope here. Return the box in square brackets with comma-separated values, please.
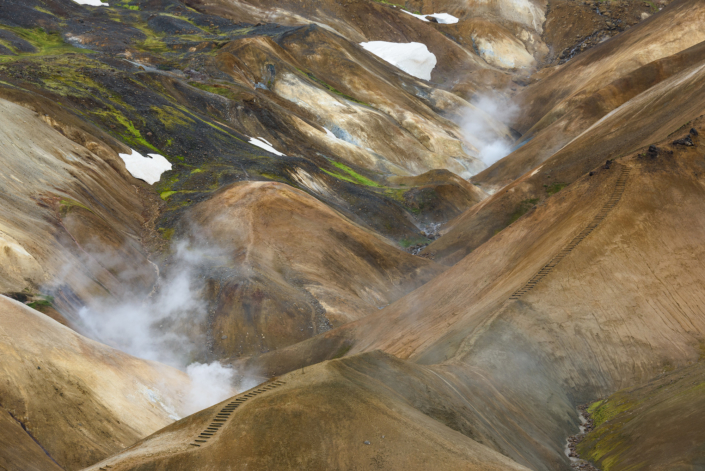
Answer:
[470, 0, 705, 190]
[427, 34, 705, 264]
[181, 180, 444, 357]
[226, 121, 705, 469]
[83, 352, 532, 471]
[0, 296, 190, 470]
[1, 0, 705, 470]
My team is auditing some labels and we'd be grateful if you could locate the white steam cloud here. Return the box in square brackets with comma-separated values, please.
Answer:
[461, 94, 519, 168]
[75, 240, 255, 416]
[185, 362, 258, 414]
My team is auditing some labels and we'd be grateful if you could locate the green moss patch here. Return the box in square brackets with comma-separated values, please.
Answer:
[399, 236, 431, 248]
[188, 82, 239, 100]
[27, 294, 54, 311]
[59, 198, 93, 217]
[320, 161, 382, 188]
[151, 105, 194, 130]
[509, 198, 539, 224]
[545, 182, 567, 195]
[588, 397, 636, 428]
[159, 227, 175, 240]
[0, 27, 89, 60]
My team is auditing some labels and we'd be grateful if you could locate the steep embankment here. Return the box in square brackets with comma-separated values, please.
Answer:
[2, 1, 705, 470]
[0, 296, 190, 470]
[0, 0, 497, 257]
[0, 0, 492, 353]
[477, 39, 705, 192]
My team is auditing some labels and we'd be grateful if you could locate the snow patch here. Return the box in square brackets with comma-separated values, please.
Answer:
[118, 149, 172, 185]
[248, 137, 286, 156]
[360, 41, 437, 80]
[401, 10, 430, 22]
[323, 127, 338, 140]
[428, 13, 459, 24]
[401, 10, 459, 24]
[72, 0, 108, 6]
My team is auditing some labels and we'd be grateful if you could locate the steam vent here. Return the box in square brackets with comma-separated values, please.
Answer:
[2, 0, 705, 469]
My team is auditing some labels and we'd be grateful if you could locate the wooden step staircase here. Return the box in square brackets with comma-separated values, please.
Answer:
[189, 380, 286, 447]
[509, 166, 630, 300]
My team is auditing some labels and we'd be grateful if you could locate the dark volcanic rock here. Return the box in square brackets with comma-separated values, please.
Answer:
[148, 14, 206, 35]
[0, 0, 60, 29]
[0, 43, 15, 55]
[673, 136, 694, 146]
[0, 29, 36, 52]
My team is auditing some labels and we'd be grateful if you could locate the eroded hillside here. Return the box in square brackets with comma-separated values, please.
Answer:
[1, 0, 704, 470]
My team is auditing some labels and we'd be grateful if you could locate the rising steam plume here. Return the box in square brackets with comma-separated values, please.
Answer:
[461, 93, 520, 168]
[73, 240, 258, 416]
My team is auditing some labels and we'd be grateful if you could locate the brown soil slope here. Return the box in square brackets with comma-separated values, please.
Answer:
[0, 296, 190, 470]
[0, 96, 160, 321]
[428, 37, 705, 265]
[515, 0, 705, 136]
[213, 26, 506, 177]
[347, 124, 705, 390]
[182, 181, 444, 358]
[477, 39, 705, 190]
[187, 0, 504, 91]
[83, 352, 531, 471]
[0, 408, 64, 471]
[474, 0, 705, 189]
[3, 1, 705, 470]
[225, 128, 705, 469]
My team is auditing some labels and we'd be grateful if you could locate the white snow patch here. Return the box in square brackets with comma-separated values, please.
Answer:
[401, 11, 459, 24]
[401, 10, 430, 22]
[428, 13, 459, 24]
[323, 127, 338, 140]
[530, 165, 543, 177]
[72, 0, 109, 6]
[360, 41, 437, 81]
[118, 149, 172, 185]
[248, 137, 286, 156]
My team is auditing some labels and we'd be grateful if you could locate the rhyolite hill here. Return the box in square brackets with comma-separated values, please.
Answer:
[1, 0, 705, 470]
